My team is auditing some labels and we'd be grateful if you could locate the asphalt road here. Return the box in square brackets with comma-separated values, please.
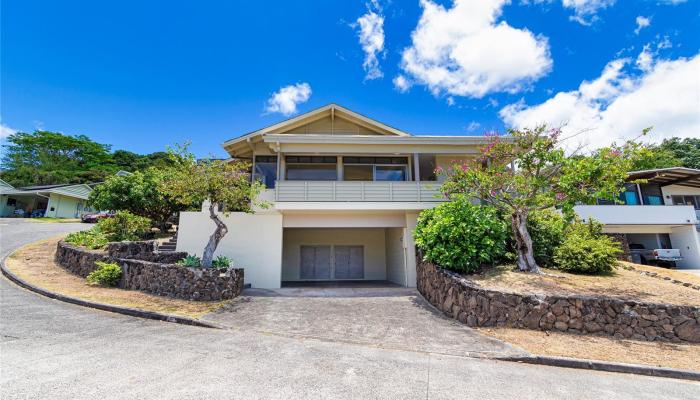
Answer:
[1, 219, 699, 399]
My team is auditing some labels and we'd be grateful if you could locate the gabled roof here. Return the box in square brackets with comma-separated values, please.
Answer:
[0, 179, 14, 190]
[222, 104, 411, 156]
[0, 183, 93, 200]
[628, 167, 700, 188]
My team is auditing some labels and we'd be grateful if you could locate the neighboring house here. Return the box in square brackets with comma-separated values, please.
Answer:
[0, 180, 94, 218]
[176, 104, 491, 289]
[574, 167, 700, 269]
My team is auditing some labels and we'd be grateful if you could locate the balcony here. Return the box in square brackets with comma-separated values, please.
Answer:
[275, 181, 445, 202]
[574, 205, 699, 226]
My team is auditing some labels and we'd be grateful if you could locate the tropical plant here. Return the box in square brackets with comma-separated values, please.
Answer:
[177, 254, 201, 267]
[212, 255, 232, 270]
[439, 126, 640, 273]
[96, 211, 152, 241]
[554, 219, 621, 274]
[160, 145, 266, 268]
[65, 229, 109, 250]
[88, 168, 191, 231]
[414, 199, 508, 273]
[86, 261, 122, 286]
[526, 209, 566, 268]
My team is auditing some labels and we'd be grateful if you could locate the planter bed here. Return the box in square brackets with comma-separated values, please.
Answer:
[56, 240, 244, 301]
[417, 260, 700, 343]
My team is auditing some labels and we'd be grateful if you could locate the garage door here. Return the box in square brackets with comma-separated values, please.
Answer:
[300, 245, 331, 279]
[334, 246, 364, 279]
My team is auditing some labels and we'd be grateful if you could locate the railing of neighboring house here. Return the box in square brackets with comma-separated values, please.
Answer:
[274, 181, 446, 202]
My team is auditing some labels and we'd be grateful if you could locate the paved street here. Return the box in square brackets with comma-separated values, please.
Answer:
[1, 219, 699, 399]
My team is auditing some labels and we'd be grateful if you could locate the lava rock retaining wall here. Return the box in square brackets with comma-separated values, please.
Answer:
[417, 259, 700, 343]
[56, 240, 243, 301]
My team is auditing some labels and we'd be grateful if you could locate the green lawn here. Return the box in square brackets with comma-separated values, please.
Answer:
[27, 217, 82, 223]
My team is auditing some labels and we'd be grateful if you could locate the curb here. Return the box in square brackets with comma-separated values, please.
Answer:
[1, 249, 222, 330]
[497, 355, 700, 382]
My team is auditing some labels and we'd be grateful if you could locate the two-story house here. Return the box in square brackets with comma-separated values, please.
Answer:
[176, 104, 490, 289]
[574, 167, 700, 269]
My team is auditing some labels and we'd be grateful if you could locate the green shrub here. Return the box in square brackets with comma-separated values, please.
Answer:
[86, 261, 122, 286]
[177, 254, 201, 267]
[527, 209, 566, 267]
[414, 198, 508, 273]
[97, 211, 152, 242]
[212, 255, 232, 270]
[554, 219, 621, 274]
[65, 228, 109, 249]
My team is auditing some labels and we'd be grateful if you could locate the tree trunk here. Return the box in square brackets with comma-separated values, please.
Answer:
[201, 201, 228, 268]
[511, 211, 540, 273]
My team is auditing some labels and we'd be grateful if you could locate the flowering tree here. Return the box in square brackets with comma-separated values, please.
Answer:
[161, 146, 266, 268]
[439, 126, 639, 273]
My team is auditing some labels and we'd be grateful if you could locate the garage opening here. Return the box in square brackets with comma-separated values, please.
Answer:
[282, 228, 408, 287]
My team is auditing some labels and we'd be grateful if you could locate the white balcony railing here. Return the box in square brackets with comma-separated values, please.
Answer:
[574, 205, 699, 226]
[275, 181, 445, 202]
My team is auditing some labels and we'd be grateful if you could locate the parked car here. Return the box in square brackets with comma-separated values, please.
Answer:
[13, 209, 26, 217]
[81, 211, 114, 223]
[31, 209, 46, 218]
[629, 243, 682, 268]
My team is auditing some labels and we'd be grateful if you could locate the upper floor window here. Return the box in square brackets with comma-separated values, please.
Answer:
[672, 195, 700, 210]
[254, 155, 277, 188]
[286, 156, 337, 181]
[639, 183, 663, 205]
[343, 157, 408, 181]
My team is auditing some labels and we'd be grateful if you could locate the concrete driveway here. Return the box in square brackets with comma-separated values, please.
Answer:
[2, 219, 699, 399]
[204, 288, 526, 358]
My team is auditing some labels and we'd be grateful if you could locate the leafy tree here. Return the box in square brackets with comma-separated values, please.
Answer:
[657, 137, 700, 169]
[88, 168, 190, 230]
[112, 150, 174, 172]
[630, 145, 680, 171]
[0, 130, 113, 186]
[160, 146, 265, 268]
[439, 126, 639, 274]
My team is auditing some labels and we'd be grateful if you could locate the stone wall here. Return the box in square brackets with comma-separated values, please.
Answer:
[55, 242, 110, 278]
[120, 259, 243, 301]
[417, 259, 700, 343]
[106, 241, 187, 264]
[56, 241, 243, 301]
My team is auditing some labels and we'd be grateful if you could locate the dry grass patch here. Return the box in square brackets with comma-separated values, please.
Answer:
[468, 264, 700, 306]
[4, 236, 229, 319]
[479, 327, 700, 371]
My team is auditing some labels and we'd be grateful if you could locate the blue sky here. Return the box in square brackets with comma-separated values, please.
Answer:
[2, 0, 699, 157]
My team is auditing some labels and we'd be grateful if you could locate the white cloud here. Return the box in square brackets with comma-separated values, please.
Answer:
[393, 75, 411, 93]
[500, 51, 700, 150]
[354, 2, 385, 80]
[0, 122, 17, 139]
[396, 0, 552, 99]
[265, 83, 312, 116]
[561, 0, 615, 25]
[634, 16, 651, 35]
[466, 121, 481, 131]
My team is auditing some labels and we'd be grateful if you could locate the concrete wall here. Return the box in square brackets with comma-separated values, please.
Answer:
[385, 227, 406, 286]
[281, 228, 387, 281]
[670, 225, 700, 269]
[176, 211, 284, 289]
[404, 212, 419, 287]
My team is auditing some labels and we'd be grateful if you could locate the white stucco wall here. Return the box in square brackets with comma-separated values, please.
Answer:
[281, 228, 387, 281]
[404, 212, 419, 287]
[661, 185, 700, 206]
[669, 225, 700, 269]
[385, 227, 406, 286]
[176, 211, 284, 289]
